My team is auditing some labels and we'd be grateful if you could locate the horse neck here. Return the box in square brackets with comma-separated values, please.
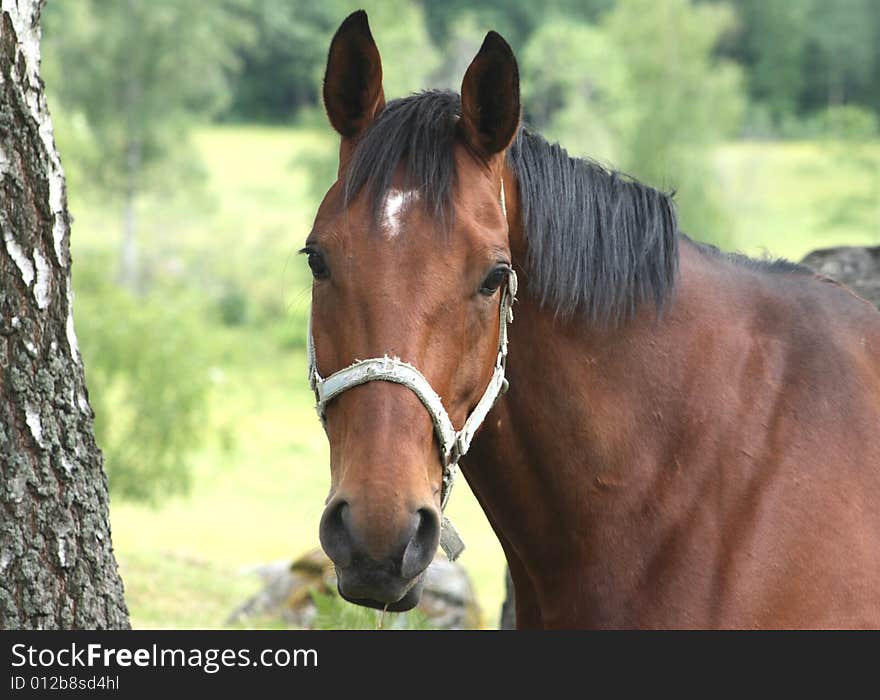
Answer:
[462, 223, 720, 626]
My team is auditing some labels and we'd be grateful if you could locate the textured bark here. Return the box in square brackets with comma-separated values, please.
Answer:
[0, 1, 129, 629]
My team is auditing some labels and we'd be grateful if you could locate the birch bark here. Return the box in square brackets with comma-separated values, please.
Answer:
[0, 0, 129, 629]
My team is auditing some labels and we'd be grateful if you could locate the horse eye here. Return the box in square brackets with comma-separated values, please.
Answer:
[479, 266, 509, 296]
[305, 250, 329, 280]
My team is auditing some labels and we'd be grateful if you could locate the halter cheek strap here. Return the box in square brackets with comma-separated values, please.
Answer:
[307, 269, 516, 561]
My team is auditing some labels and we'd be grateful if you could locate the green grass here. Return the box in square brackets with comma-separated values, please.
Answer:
[717, 139, 880, 258]
[67, 126, 879, 629]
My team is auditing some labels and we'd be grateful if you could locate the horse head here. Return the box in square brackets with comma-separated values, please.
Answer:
[307, 11, 520, 611]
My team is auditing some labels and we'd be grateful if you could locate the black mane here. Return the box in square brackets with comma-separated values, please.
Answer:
[342, 90, 791, 323]
[684, 235, 812, 275]
[508, 128, 677, 321]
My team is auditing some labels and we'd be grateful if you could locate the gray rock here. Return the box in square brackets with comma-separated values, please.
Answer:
[801, 245, 880, 308]
[229, 548, 481, 629]
[499, 566, 516, 630]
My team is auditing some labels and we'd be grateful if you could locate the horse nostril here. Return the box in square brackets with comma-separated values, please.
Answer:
[319, 498, 353, 568]
[400, 508, 440, 579]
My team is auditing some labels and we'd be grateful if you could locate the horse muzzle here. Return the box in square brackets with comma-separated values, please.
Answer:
[335, 565, 428, 612]
[319, 496, 439, 609]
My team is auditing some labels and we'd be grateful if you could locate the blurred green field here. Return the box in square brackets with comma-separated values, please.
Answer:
[67, 126, 879, 629]
[717, 140, 879, 256]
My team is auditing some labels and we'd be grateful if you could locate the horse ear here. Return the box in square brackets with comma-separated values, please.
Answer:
[323, 10, 386, 139]
[460, 31, 521, 158]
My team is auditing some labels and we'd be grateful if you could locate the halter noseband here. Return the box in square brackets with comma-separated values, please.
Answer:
[307, 179, 515, 561]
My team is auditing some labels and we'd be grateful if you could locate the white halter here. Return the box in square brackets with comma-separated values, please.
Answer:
[307, 178, 515, 560]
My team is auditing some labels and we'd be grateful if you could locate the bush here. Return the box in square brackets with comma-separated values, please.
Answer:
[813, 105, 879, 141]
[272, 315, 309, 352]
[217, 283, 250, 327]
[73, 256, 212, 503]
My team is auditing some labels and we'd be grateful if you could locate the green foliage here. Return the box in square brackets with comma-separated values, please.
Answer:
[290, 137, 339, 206]
[74, 257, 212, 503]
[356, 0, 441, 100]
[602, 0, 744, 244]
[521, 21, 625, 162]
[812, 106, 880, 235]
[272, 317, 309, 352]
[726, 0, 809, 125]
[803, 0, 878, 110]
[310, 589, 435, 630]
[219, 0, 880, 128]
[519, 0, 744, 244]
[43, 0, 880, 144]
[42, 0, 247, 200]
[725, 0, 880, 130]
[422, 0, 614, 50]
[217, 284, 251, 327]
[222, 0, 346, 122]
[224, 0, 440, 122]
[426, 14, 485, 92]
[814, 105, 880, 142]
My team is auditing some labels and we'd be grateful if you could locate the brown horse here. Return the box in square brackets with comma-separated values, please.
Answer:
[305, 11, 880, 628]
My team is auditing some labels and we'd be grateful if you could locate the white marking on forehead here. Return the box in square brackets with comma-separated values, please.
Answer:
[381, 189, 420, 239]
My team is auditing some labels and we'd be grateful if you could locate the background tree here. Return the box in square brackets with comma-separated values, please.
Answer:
[519, 0, 744, 243]
[223, 0, 347, 122]
[38, 1, 227, 504]
[520, 20, 625, 158]
[420, 0, 613, 50]
[41, 0, 246, 290]
[72, 261, 212, 503]
[225, 0, 440, 122]
[803, 0, 878, 110]
[722, 0, 880, 131]
[0, 1, 128, 629]
[214, 0, 880, 133]
[724, 0, 808, 127]
[602, 0, 744, 242]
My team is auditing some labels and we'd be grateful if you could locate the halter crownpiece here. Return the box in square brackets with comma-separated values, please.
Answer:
[306, 266, 517, 562]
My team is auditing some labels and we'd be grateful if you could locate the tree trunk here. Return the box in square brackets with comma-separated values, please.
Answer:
[0, 1, 129, 629]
